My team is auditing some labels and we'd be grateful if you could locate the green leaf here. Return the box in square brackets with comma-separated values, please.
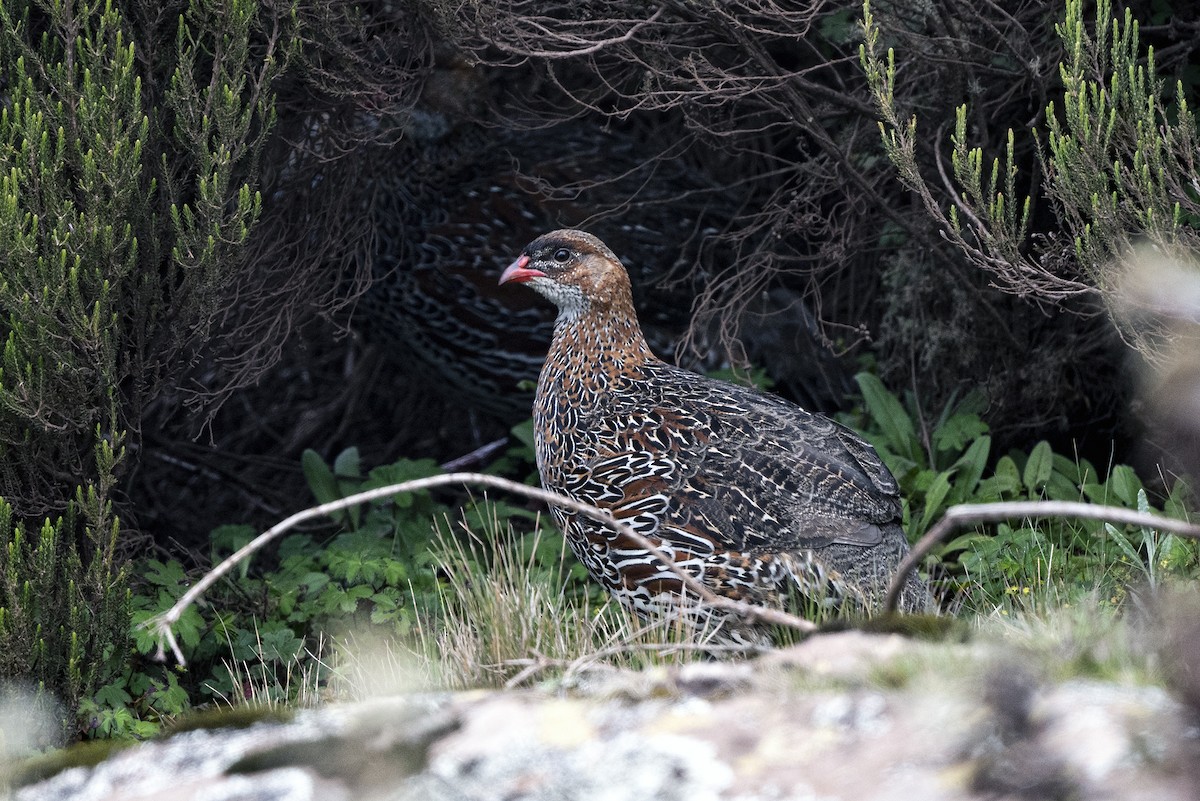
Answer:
[510, 418, 537, 450]
[92, 680, 132, 708]
[939, 531, 993, 556]
[209, 524, 256, 556]
[141, 559, 187, 588]
[1051, 453, 1083, 485]
[1043, 469, 1079, 502]
[148, 671, 189, 716]
[383, 559, 408, 585]
[259, 626, 303, 662]
[910, 467, 938, 494]
[1081, 482, 1110, 504]
[366, 458, 442, 488]
[1164, 480, 1193, 520]
[302, 449, 340, 506]
[277, 534, 316, 562]
[1104, 523, 1142, 565]
[209, 524, 257, 578]
[333, 446, 362, 479]
[300, 571, 329, 595]
[932, 412, 988, 455]
[919, 469, 954, 534]
[979, 455, 1021, 499]
[854, 373, 920, 463]
[948, 435, 991, 504]
[1108, 464, 1142, 507]
[365, 458, 442, 509]
[1022, 441, 1054, 493]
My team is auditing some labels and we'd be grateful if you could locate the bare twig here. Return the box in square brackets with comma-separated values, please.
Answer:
[439, 438, 510, 472]
[492, 6, 666, 59]
[884, 501, 1200, 612]
[144, 471, 816, 664]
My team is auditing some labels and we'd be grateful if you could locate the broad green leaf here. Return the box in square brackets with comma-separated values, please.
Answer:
[948, 435, 990, 504]
[1043, 470, 1079, 503]
[1022, 440, 1053, 493]
[259, 626, 303, 662]
[1108, 464, 1142, 507]
[92, 681, 132, 708]
[510, 418, 537, 450]
[333, 446, 362, 479]
[366, 458, 442, 488]
[300, 571, 329, 595]
[152, 674, 190, 716]
[933, 412, 988, 454]
[854, 373, 920, 463]
[365, 458, 442, 509]
[980, 455, 1022, 499]
[301, 448, 340, 506]
[1164, 480, 1193, 520]
[1051, 453, 1083, 485]
[911, 467, 939, 493]
[141, 559, 187, 588]
[919, 470, 954, 534]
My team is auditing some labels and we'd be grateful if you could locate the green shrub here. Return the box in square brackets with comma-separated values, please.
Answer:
[110, 442, 574, 733]
[0, 0, 294, 738]
[0, 439, 130, 739]
[0, 0, 288, 516]
[860, 0, 1200, 360]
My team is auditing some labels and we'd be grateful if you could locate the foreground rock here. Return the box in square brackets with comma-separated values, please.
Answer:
[11, 631, 1200, 801]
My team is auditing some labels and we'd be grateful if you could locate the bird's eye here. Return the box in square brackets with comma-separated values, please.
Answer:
[552, 248, 571, 264]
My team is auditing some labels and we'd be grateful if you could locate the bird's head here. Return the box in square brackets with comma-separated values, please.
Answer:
[499, 229, 632, 319]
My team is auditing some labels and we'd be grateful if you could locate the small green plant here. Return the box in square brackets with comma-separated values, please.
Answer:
[842, 372, 1197, 614]
[119, 452, 463, 725]
[294, 447, 542, 629]
[0, 0, 291, 517]
[107, 442, 576, 734]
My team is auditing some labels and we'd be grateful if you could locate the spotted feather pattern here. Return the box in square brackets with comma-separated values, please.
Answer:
[506, 230, 933, 642]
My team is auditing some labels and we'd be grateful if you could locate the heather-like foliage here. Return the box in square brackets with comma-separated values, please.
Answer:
[0, 439, 129, 738]
[0, 0, 292, 733]
[861, 0, 1200, 360]
[0, 0, 289, 515]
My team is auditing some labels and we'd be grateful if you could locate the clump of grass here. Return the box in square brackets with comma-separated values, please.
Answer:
[415, 506, 723, 689]
[976, 593, 1152, 684]
[208, 628, 331, 711]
